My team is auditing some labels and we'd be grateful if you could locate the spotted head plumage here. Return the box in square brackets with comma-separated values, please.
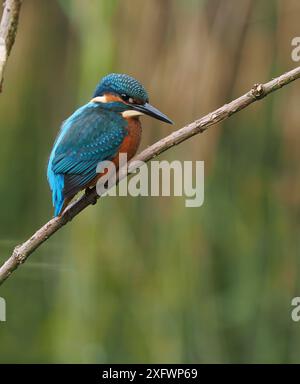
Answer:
[92, 73, 173, 124]
[93, 73, 149, 104]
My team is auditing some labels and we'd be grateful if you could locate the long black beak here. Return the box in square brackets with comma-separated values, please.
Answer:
[133, 103, 173, 124]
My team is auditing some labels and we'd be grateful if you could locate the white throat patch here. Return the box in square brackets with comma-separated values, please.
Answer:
[122, 110, 144, 118]
[91, 96, 144, 118]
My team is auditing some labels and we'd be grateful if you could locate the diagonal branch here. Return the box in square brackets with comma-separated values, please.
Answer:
[0, 0, 22, 92]
[1, 65, 300, 286]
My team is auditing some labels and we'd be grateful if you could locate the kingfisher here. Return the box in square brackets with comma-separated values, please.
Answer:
[47, 73, 173, 216]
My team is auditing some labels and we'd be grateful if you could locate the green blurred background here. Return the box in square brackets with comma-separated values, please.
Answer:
[1, 0, 300, 363]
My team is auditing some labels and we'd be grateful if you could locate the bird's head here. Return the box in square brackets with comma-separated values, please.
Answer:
[92, 73, 173, 124]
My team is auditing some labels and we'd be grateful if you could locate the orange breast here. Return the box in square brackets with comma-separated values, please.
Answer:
[112, 116, 142, 165]
[87, 117, 142, 188]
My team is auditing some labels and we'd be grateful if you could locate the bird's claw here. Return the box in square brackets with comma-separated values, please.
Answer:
[85, 186, 93, 196]
[85, 187, 98, 205]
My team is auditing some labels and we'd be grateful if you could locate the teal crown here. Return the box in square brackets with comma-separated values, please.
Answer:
[93, 73, 149, 104]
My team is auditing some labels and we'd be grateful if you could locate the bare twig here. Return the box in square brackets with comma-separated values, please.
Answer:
[0, 0, 22, 92]
[1, 66, 300, 285]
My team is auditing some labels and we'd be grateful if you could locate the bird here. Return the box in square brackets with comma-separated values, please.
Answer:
[47, 73, 173, 216]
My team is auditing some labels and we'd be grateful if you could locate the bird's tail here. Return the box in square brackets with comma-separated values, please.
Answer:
[47, 164, 65, 216]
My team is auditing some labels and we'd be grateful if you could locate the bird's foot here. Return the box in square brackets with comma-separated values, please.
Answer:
[85, 186, 93, 196]
[85, 187, 98, 205]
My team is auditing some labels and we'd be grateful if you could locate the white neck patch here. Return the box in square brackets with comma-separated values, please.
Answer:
[91, 96, 144, 118]
[91, 96, 108, 103]
[122, 110, 144, 118]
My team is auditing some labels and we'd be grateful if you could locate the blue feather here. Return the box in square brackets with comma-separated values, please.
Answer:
[94, 73, 149, 103]
[47, 102, 127, 216]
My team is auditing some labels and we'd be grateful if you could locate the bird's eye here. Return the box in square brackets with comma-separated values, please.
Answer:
[121, 94, 134, 104]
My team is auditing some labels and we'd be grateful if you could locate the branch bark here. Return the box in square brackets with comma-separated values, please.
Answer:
[1, 65, 300, 285]
[0, 0, 22, 92]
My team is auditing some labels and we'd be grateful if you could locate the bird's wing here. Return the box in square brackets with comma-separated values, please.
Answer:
[51, 103, 127, 199]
